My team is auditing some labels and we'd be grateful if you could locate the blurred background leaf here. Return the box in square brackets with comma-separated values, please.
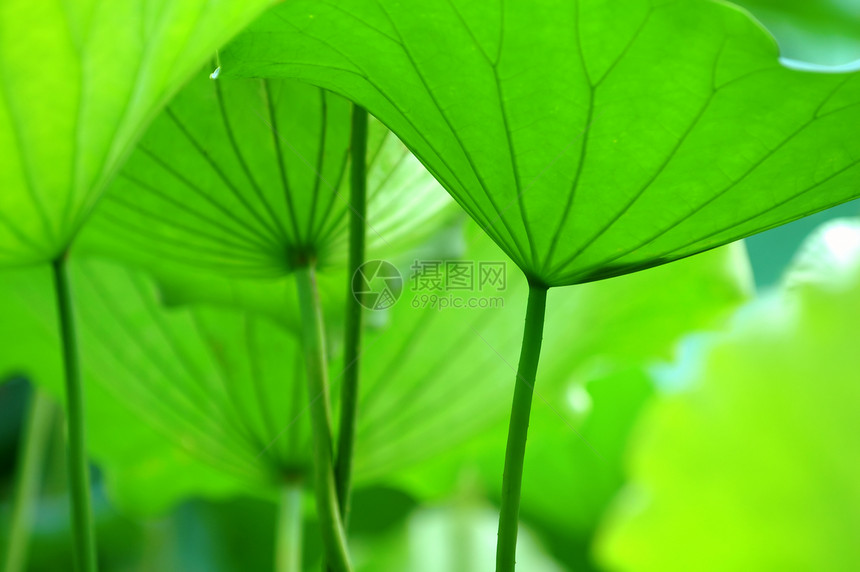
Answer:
[597, 218, 860, 571]
[733, 0, 860, 66]
[351, 482, 564, 572]
[0, 262, 262, 515]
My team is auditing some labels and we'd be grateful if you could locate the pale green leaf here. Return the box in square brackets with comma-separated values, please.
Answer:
[597, 218, 860, 571]
[0, 0, 274, 267]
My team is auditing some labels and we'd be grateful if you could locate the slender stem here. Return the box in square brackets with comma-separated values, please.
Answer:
[52, 255, 98, 572]
[3, 388, 56, 572]
[495, 281, 548, 572]
[334, 104, 368, 526]
[275, 479, 304, 572]
[294, 264, 353, 572]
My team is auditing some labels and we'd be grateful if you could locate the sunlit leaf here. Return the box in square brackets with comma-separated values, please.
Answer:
[0, 0, 274, 267]
[597, 218, 860, 571]
[221, 0, 860, 287]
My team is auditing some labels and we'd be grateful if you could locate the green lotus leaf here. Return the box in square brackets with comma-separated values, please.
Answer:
[0, 0, 274, 267]
[597, 218, 860, 570]
[77, 67, 455, 282]
[221, 0, 860, 287]
[0, 263, 251, 513]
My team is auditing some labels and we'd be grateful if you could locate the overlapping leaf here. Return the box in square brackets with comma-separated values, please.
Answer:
[0, 262, 259, 513]
[78, 68, 454, 281]
[597, 219, 860, 570]
[0, 0, 274, 267]
[222, 0, 860, 286]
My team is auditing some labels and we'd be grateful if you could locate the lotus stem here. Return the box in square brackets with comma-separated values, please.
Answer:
[3, 388, 55, 572]
[52, 255, 98, 572]
[495, 280, 548, 572]
[334, 104, 368, 526]
[294, 263, 352, 572]
[276, 478, 304, 572]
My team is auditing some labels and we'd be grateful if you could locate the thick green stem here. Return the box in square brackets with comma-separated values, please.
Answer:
[52, 256, 98, 572]
[334, 104, 368, 526]
[495, 281, 548, 572]
[275, 479, 304, 572]
[3, 388, 55, 572]
[294, 264, 353, 572]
